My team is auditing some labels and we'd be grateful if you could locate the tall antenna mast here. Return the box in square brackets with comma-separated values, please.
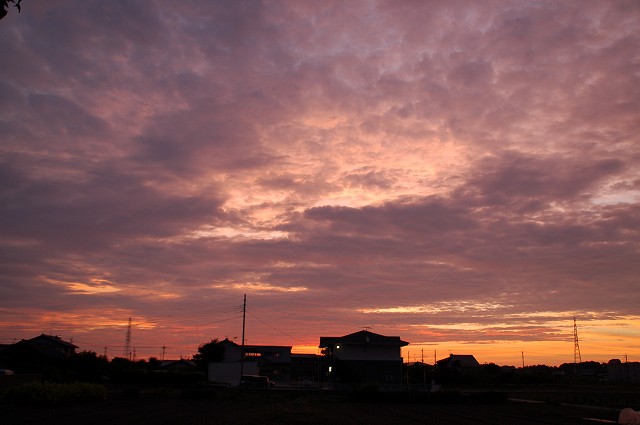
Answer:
[123, 317, 132, 360]
[573, 317, 582, 364]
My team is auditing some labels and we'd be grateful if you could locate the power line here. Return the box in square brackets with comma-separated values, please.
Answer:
[156, 305, 244, 319]
[195, 314, 243, 327]
[62, 304, 245, 356]
[247, 312, 313, 344]
[144, 305, 244, 326]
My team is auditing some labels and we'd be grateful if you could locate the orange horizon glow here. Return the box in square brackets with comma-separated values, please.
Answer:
[3, 313, 638, 368]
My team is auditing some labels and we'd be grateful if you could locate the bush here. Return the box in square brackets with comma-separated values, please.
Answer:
[4, 381, 107, 405]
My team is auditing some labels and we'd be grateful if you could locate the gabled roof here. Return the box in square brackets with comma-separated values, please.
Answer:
[319, 330, 409, 348]
[219, 339, 291, 351]
[29, 334, 78, 349]
[437, 354, 480, 368]
[159, 359, 197, 368]
[3, 339, 68, 360]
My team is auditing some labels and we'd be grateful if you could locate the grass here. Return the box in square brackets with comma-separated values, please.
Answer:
[3, 381, 107, 405]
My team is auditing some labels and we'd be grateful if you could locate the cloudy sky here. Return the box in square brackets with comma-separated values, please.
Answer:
[1, 0, 639, 365]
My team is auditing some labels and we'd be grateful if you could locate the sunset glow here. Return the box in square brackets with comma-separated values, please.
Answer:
[1, 1, 639, 367]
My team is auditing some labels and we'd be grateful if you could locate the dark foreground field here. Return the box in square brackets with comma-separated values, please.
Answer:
[1, 387, 632, 425]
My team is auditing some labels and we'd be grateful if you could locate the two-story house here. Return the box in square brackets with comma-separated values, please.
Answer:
[319, 330, 408, 388]
[208, 338, 292, 386]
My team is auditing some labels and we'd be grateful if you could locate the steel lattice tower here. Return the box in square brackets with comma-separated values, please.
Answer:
[573, 317, 582, 364]
[123, 317, 132, 360]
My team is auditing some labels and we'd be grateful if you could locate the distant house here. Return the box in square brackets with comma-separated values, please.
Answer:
[437, 354, 480, 368]
[158, 359, 197, 371]
[607, 359, 640, 383]
[291, 353, 320, 384]
[28, 334, 78, 356]
[245, 344, 291, 382]
[319, 330, 409, 388]
[436, 354, 480, 371]
[0, 334, 78, 374]
[208, 338, 292, 386]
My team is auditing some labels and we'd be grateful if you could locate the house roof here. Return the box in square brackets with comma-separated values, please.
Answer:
[29, 334, 78, 349]
[319, 330, 409, 348]
[220, 339, 292, 351]
[437, 354, 480, 368]
[159, 359, 197, 368]
[3, 339, 68, 360]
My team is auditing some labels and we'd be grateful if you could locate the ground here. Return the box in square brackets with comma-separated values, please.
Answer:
[1, 385, 636, 425]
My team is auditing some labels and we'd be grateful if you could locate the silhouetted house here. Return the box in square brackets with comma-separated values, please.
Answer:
[0, 334, 78, 374]
[158, 359, 197, 371]
[436, 354, 480, 374]
[405, 361, 436, 390]
[319, 330, 409, 388]
[29, 334, 77, 356]
[245, 344, 291, 383]
[607, 359, 640, 383]
[208, 338, 291, 386]
[291, 353, 320, 385]
[437, 354, 479, 369]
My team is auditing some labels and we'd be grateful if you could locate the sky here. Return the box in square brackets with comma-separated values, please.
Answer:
[1, 0, 639, 367]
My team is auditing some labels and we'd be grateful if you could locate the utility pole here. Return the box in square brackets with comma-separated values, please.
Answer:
[240, 294, 246, 384]
[521, 351, 525, 368]
[162, 345, 166, 361]
[421, 349, 426, 389]
[573, 317, 582, 377]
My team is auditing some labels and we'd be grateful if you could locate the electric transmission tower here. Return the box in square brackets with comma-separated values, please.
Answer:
[573, 317, 582, 364]
[123, 317, 132, 360]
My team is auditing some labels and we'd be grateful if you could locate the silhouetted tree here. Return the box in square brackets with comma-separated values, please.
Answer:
[148, 356, 160, 370]
[520, 364, 555, 384]
[192, 338, 224, 371]
[477, 362, 503, 384]
[1, 0, 22, 21]
[66, 350, 109, 382]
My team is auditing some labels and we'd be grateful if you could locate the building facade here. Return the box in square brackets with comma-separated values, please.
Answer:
[207, 338, 292, 386]
[319, 330, 408, 388]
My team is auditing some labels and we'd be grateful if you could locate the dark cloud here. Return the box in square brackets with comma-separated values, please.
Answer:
[342, 169, 396, 189]
[0, 155, 225, 254]
[27, 93, 109, 138]
[463, 152, 625, 207]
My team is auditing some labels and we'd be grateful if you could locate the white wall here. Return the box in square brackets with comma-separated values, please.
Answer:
[208, 361, 259, 386]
